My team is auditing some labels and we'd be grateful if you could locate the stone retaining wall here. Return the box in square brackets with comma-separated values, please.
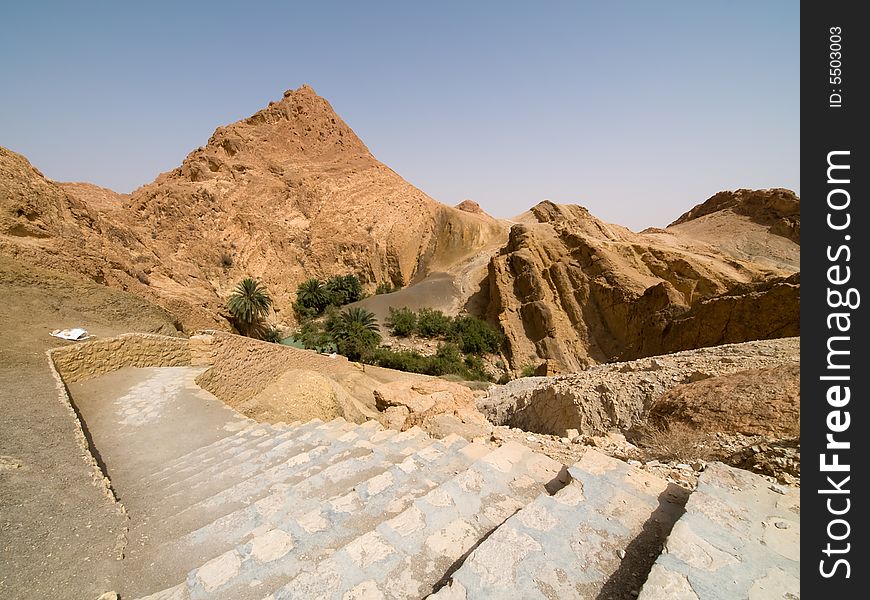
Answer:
[50, 333, 192, 383]
[195, 332, 353, 406]
[195, 333, 384, 424]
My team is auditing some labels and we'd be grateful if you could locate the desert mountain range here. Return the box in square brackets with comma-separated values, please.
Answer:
[0, 85, 799, 371]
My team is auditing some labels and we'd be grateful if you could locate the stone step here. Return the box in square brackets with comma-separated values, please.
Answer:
[267, 441, 564, 600]
[637, 462, 799, 600]
[154, 419, 357, 514]
[149, 436, 492, 600]
[131, 427, 434, 595]
[144, 422, 264, 481]
[431, 448, 687, 599]
[180, 427, 428, 552]
[146, 422, 293, 485]
[151, 420, 388, 538]
[155, 420, 336, 490]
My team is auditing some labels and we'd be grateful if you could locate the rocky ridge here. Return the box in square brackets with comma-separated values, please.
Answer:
[3, 87, 799, 374]
[487, 199, 799, 371]
[670, 187, 800, 244]
[124, 85, 505, 323]
[480, 337, 799, 437]
[0, 146, 225, 329]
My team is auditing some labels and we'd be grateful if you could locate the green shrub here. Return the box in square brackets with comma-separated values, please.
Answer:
[462, 353, 490, 381]
[435, 342, 463, 364]
[449, 315, 503, 355]
[416, 308, 453, 338]
[295, 320, 333, 352]
[520, 363, 538, 378]
[386, 307, 417, 337]
[375, 282, 401, 295]
[292, 300, 318, 322]
[464, 353, 485, 371]
[425, 343, 463, 376]
[295, 278, 330, 315]
[262, 327, 283, 343]
[294, 274, 365, 319]
[366, 343, 490, 382]
[368, 347, 426, 373]
[328, 307, 381, 361]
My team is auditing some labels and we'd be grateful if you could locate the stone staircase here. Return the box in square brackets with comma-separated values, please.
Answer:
[430, 449, 688, 599]
[68, 367, 798, 599]
[122, 416, 564, 600]
[118, 416, 800, 600]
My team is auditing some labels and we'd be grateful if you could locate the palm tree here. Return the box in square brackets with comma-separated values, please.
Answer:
[335, 307, 380, 337]
[328, 307, 381, 360]
[324, 274, 363, 307]
[295, 278, 330, 314]
[227, 278, 272, 337]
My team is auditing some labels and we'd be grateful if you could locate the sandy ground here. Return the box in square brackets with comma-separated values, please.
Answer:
[350, 236, 505, 331]
[0, 256, 180, 599]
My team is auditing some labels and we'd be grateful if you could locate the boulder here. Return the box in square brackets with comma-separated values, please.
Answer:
[648, 363, 800, 438]
[374, 379, 493, 440]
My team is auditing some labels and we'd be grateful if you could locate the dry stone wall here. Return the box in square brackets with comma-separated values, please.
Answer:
[50, 333, 192, 384]
[194, 332, 382, 424]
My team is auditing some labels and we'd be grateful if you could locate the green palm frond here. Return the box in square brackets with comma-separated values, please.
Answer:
[227, 278, 272, 336]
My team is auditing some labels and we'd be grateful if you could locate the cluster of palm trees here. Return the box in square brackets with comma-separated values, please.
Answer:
[326, 306, 381, 360]
[226, 277, 380, 355]
[293, 274, 364, 319]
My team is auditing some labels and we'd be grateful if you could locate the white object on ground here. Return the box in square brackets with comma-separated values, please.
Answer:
[49, 328, 91, 341]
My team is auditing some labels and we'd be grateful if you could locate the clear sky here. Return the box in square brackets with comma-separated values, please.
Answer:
[1, 1, 798, 231]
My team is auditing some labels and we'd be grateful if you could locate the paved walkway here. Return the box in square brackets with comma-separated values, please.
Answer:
[69, 367, 249, 506]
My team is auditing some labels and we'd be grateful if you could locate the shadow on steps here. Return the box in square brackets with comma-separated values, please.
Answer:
[596, 483, 689, 600]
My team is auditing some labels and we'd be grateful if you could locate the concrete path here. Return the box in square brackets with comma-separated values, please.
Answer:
[67, 366, 254, 597]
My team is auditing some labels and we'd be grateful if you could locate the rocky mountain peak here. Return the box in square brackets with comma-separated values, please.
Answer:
[162, 85, 372, 187]
[455, 199, 486, 215]
[670, 188, 800, 243]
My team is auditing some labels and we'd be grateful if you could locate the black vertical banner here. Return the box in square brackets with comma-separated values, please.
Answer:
[802, 1, 869, 595]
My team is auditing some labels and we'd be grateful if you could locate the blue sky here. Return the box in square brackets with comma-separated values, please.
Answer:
[1, 1, 798, 230]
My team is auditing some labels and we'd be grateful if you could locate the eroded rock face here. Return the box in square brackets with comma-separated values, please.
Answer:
[479, 337, 799, 437]
[455, 199, 486, 215]
[0, 146, 107, 263]
[648, 363, 800, 438]
[669, 188, 800, 244]
[1, 86, 504, 332]
[486, 198, 799, 371]
[0, 147, 223, 327]
[3, 99, 799, 364]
